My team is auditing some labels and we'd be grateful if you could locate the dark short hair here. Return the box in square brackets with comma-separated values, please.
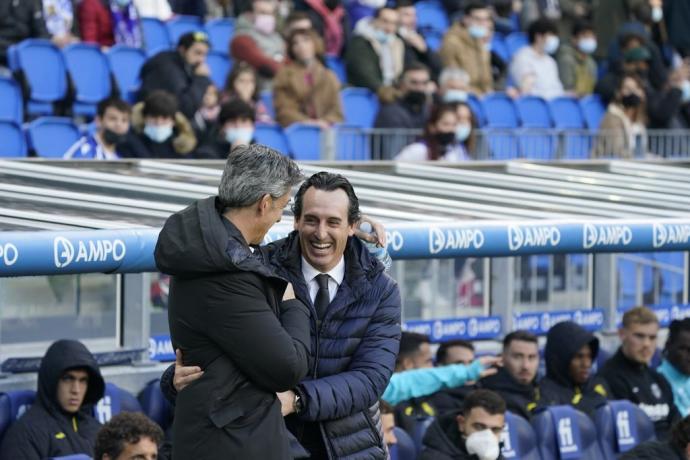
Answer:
[672, 415, 690, 452]
[666, 319, 690, 351]
[374, 6, 396, 18]
[402, 61, 430, 78]
[177, 31, 210, 50]
[94, 412, 164, 460]
[396, 0, 414, 8]
[285, 10, 312, 27]
[97, 97, 130, 118]
[436, 339, 475, 364]
[380, 399, 394, 415]
[572, 20, 594, 37]
[396, 332, 431, 366]
[503, 330, 538, 350]
[219, 98, 256, 125]
[464, 1, 490, 16]
[286, 28, 324, 61]
[527, 18, 558, 43]
[462, 389, 506, 416]
[291, 172, 361, 224]
[142, 90, 177, 118]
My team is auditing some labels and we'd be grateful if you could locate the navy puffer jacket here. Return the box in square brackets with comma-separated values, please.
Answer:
[268, 231, 402, 459]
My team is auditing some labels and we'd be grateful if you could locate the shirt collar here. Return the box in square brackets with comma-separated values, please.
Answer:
[301, 256, 346, 286]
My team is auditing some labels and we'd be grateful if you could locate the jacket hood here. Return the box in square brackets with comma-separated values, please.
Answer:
[423, 412, 466, 457]
[354, 16, 378, 40]
[37, 340, 105, 414]
[544, 321, 599, 387]
[155, 196, 275, 279]
[481, 366, 537, 395]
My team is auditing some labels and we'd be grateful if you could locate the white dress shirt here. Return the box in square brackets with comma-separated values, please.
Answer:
[301, 256, 346, 304]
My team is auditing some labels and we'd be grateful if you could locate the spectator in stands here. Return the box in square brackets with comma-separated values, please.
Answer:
[396, 0, 441, 81]
[598, 306, 681, 440]
[437, 340, 475, 366]
[480, 330, 540, 420]
[592, 0, 642, 61]
[344, 0, 387, 33]
[119, 90, 197, 158]
[132, 0, 172, 20]
[440, 2, 494, 95]
[557, 21, 598, 96]
[230, 0, 285, 91]
[510, 18, 564, 99]
[192, 84, 221, 147]
[621, 414, 690, 459]
[282, 10, 314, 37]
[538, 321, 609, 416]
[0, 0, 50, 66]
[64, 97, 131, 159]
[94, 412, 163, 460]
[380, 400, 398, 447]
[345, 6, 405, 99]
[293, 0, 348, 57]
[43, 0, 80, 48]
[395, 103, 472, 161]
[659, 319, 690, 417]
[520, 0, 591, 39]
[0, 339, 105, 459]
[438, 67, 471, 104]
[273, 28, 343, 128]
[396, 332, 434, 372]
[222, 61, 272, 123]
[78, 0, 142, 48]
[139, 32, 212, 120]
[169, 0, 206, 17]
[155, 145, 309, 459]
[195, 98, 256, 159]
[593, 72, 648, 159]
[421, 389, 506, 460]
[165, 171, 400, 460]
[666, 0, 690, 58]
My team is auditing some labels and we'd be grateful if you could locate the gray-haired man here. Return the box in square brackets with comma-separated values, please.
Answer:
[154, 144, 311, 460]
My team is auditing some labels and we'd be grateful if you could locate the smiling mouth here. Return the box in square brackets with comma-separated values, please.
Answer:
[310, 241, 332, 251]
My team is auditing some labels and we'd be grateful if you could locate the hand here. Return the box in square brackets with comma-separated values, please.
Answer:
[405, 31, 428, 53]
[195, 62, 211, 77]
[478, 355, 503, 379]
[173, 349, 204, 392]
[354, 215, 387, 247]
[277, 390, 296, 416]
[283, 282, 295, 301]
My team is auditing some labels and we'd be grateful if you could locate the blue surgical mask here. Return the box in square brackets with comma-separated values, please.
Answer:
[225, 127, 254, 145]
[144, 124, 173, 143]
[455, 123, 472, 142]
[375, 29, 392, 44]
[577, 37, 597, 55]
[682, 80, 690, 104]
[544, 35, 560, 55]
[651, 6, 663, 23]
[443, 89, 468, 103]
[115, 0, 130, 7]
[468, 25, 487, 39]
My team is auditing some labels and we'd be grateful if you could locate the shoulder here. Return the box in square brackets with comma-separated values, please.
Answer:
[63, 136, 90, 159]
[395, 142, 428, 161]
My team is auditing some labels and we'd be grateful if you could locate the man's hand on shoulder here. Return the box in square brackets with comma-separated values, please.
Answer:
[173, 349, 204, 392]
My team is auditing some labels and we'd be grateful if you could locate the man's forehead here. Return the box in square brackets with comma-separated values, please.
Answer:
[63, 369, 89, 378]
[467, 408, 504, 425]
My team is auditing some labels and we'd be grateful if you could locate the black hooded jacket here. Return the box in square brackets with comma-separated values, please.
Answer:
[479, 368, 539, 420]
[538, 321, 609, 417]
[420, 412, 505, 460]
[619, 440, 686, 460]
[154, 196, 311, 460]
[0, 340, 105, 460]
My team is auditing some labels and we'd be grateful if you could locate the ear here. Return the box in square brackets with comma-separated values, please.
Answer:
[456, 414, 465, 434]
[257, 194, 271, 216]
[347, 221, 356, 237]
[617, 328, 626, 342]
[102, 455, 111, 460]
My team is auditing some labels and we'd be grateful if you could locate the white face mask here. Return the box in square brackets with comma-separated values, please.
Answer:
[544, 35, 560, 55]
[144, 124, 173, 143]
[465, 429, 500, 460]
[651, 6, 663, 23]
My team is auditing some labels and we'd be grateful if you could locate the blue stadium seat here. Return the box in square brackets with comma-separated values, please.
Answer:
[516, 96, 552, 128]
[484, 129, 520, 159]
[532, 405, 606, 460]
[411, 417, 435, 453]
[27, 117, 80, 158]
[482, 93, 519, 128]
[501, 411, 541, 460]
[325, 56, 347, 84]
[8, 39, 68, 116]
[254, 123, 289, 154]
[593, 347, 611, 374]
[166, 15, 204, 47]
[141, 17, 172, 55]
[285, 123, 322, 160]
[260, 91, 275, 119]
[107, 45, 146, 103]
[580, 95, 606, 131]
[392, 427, 416, 460]
[506, 32, 529, 58]
[138, 379, 173, 431]
[422, 30, 443, 52]
[415, 1, 449, 34]
[205, 18, 235, 53]
[335, 124, 371, 161]
[520, 129, 557, 159]
[466, 94, 485, 127]
[595, 401, 655, 460]
[0, 121, 27, 157]
[63, 43, 112, 116]
[207, 51, 232, 88]
[549, 97, 585, 129]
[47, 455, 91, 460]
[491, 35, 510, 62]
[341, 87, 379, 128]
[0, 390, 35, 441]
[0, 77, 23, 123]
[94, 382, 143, 424]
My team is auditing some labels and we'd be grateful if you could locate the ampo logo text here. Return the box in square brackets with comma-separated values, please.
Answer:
[583, 224, 632, 249]
[54, 237, 126, 268]
[653, 223, 690, 249]
[0, 243, 18, 267]
[508, 225, 561, 251]
[429, 227, 484, 255]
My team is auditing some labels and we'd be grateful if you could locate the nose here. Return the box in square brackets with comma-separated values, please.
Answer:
[315, 222, 328, 240]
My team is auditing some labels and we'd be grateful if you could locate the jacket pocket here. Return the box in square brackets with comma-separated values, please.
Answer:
[208, 385, 275, 429]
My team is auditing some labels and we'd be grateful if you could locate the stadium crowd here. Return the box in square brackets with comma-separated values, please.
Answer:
[1, 0, 690, 160]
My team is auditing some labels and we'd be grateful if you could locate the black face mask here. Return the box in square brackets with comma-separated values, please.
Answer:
[102, 129, 127, 145]
[621, 93, 643, 108]
[404, 90, 427, 107]
[324, 0, 340, 10]
[434, 131, 455, 146]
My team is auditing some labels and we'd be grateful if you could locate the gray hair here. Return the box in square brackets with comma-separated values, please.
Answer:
[218, 144, 304, 208]
[439, 67, 470, 87]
